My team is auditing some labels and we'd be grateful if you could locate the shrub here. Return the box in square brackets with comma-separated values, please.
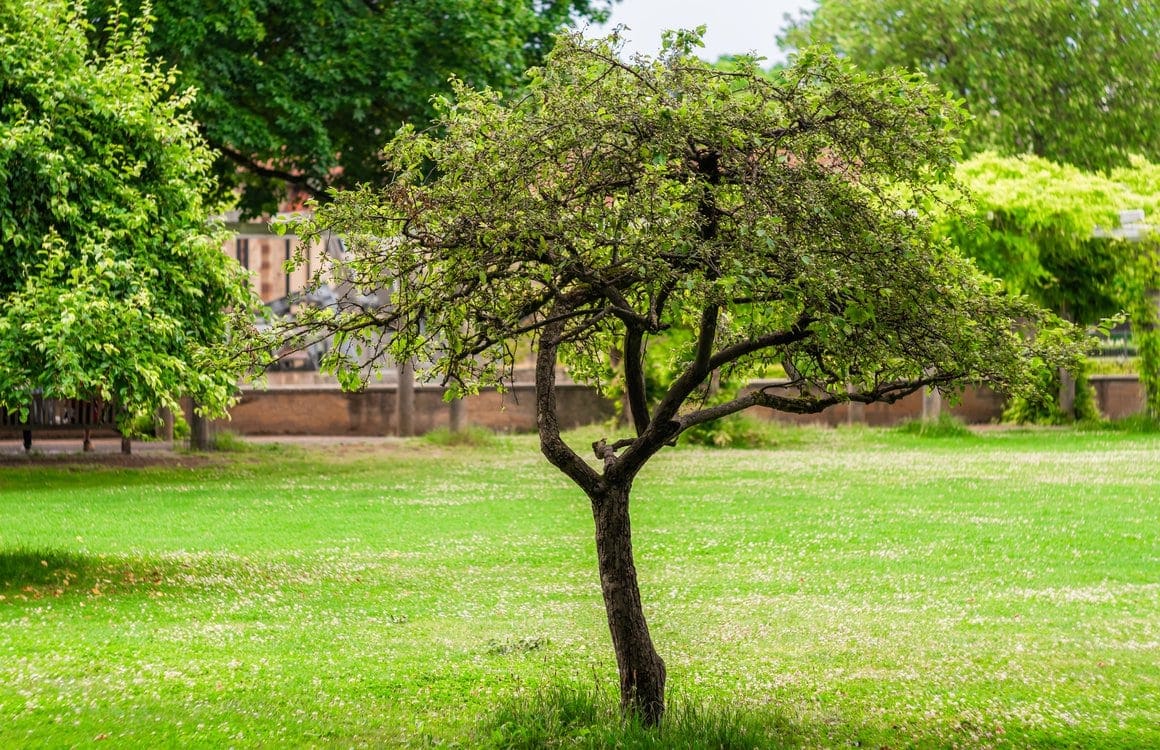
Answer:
[421, 426, 500, 448]
[895, 414, 974, 438]
[679, 415, 805, 449]
[1003, 361, 1100, 424]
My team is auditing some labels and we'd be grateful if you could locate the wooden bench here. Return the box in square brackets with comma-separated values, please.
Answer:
[1, 397, 130, 454]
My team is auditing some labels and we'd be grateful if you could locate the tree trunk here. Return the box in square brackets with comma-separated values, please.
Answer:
[449, 396, 466, 433]
[1058, 304, 1076, 420]
[159, 408, 175, 442]
[190, 408, 210, 451]
[922, 386, 941, 421]
[397, 359, 415, 437]
[1058, 368, 1076, 419]
[590, 481, 666, 725]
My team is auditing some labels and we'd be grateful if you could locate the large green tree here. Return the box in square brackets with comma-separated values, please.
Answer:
[781, 0, 1159, 171]
[0, 1, 253, 428]
[250, 34, 1085, 722]
[86, 0, 615, 217]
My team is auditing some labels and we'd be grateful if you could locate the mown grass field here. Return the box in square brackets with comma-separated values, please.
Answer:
[1, 426, 1158, 748]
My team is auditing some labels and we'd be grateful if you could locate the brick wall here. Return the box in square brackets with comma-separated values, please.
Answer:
[741, 380, 1007, 426]
[203, 383, 615, 436]
[1090, 375, 1146, 419]
[198, 376, 1147, 437]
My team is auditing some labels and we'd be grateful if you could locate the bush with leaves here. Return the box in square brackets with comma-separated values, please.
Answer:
[0, 1, 254, 426]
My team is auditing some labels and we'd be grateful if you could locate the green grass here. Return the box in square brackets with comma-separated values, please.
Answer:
[1, 426, 1158, 748]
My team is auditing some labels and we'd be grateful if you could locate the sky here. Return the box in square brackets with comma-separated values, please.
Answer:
[592, 0, 817, 64]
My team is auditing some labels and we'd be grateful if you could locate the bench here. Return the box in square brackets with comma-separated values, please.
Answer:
[0, 397, 130, 454]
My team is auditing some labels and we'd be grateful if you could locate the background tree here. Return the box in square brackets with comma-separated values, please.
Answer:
[948, 154, 1135, 322]
[0, 1, 254, 429]
[781, 0, 1160, 172]
[86, 0, 615, 217]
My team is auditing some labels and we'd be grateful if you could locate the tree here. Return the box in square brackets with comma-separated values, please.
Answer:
[253, 34, 1083, 723]
[0, 1, 254, 429]
[86, 0, 615, 218]
[944, 153, 1160, 420]
[948, 154, 1134, 323]
[781, 0, 1160, 172]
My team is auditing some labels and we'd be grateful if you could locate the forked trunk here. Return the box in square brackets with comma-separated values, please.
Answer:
[590, 481, 666, 725]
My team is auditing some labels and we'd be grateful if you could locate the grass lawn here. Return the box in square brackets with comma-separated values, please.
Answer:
[1, 426, 1158, 748]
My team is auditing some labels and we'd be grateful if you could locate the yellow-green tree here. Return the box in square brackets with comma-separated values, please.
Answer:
[0, 1, 254, 426]
[948, 153, 1160, 418]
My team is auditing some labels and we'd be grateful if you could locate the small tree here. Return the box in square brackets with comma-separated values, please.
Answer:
[264, 35, 1083, 723]
[0, 1, 253, 428]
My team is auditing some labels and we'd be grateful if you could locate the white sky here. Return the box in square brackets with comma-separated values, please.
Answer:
[592, 0, 817, 64]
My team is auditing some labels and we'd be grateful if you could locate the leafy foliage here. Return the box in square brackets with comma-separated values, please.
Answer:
[0, 1, 254, 424]
[677, 413, 805, 449]
[948, 153, 1155, 323]
[86, 0, 615, 217]
[1001, 362, 1100, 425]
[782, 0, 1160, 171]
[273, 35, 1081, 426]
[947, 153, 1160, 416]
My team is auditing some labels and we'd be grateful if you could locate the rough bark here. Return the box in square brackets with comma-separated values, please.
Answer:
[190, 409, 210, 451]
[397, 358, 415, 437]
[535, 319, 666, 723]
[1058, 305, 1076, 419]
[590, 481, 666, 726]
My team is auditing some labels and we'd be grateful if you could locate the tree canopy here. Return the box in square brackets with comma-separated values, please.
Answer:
[0, 1, 253, 424]
[254, 33, 1085, 722]
[86, 0, 615, 217]
[781, 0, 1160, 171]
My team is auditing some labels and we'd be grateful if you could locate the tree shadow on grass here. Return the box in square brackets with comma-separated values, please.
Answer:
[0, 546, 301, 604]
[0, 547, 95, 590]
[0, 547, 178, 601]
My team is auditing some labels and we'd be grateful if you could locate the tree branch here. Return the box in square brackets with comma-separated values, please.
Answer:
[218, 145, 325, 199]
[706, 316, 814, 371]
[623, 326, 650, 435]
[650, 304, 719, 427]
[678, 374, 961, 432]
[536, 317, 601, 490]
[610, 305, 719, 479]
